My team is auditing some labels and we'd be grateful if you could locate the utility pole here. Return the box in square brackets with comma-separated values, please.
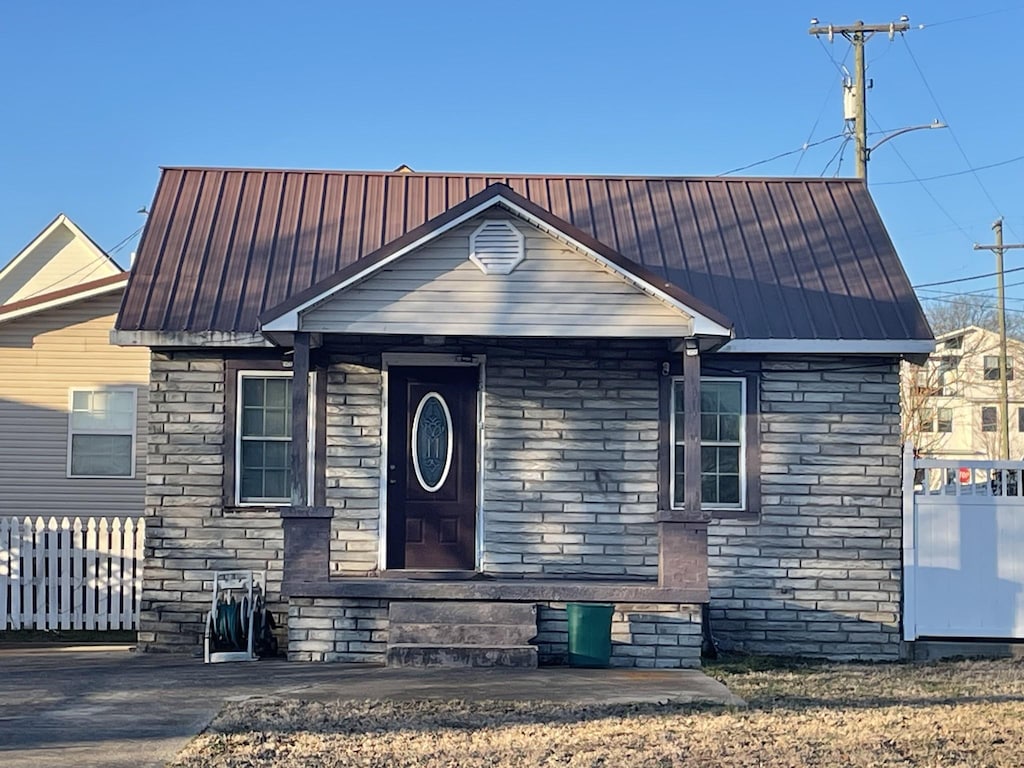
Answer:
[808, 18, 910, 181]
[974, 221, 1024, 460]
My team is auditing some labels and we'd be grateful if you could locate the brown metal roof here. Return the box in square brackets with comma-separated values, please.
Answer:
[117, 167, 932, 342]
[0, 272, 128, 317]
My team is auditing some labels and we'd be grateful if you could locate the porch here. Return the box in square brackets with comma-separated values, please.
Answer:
[273, 333, 718, 667]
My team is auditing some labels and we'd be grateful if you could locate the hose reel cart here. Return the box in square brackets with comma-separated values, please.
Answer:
[203, 570, 278, 663]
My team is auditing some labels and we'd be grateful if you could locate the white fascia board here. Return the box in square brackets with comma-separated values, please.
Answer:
[718, 338, 937, 355]
[261, 196, 733, 338]
[109, 329, 273, 348]
[0, 279, 126, 325]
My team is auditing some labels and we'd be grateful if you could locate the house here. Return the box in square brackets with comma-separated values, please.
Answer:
[114, 167, 933, 666]
[0, 215, 150, 519]
[902, 325, 1024, 460]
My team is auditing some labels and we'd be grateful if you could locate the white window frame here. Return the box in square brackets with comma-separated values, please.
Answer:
[66, 387, 137, 479]
[670, 376, 747, 512]
[234, 370, 316, 507]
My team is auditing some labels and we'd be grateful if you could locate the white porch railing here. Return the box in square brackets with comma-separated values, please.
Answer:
[903, 444, 1024, 640]
[0, 516, 145, 631]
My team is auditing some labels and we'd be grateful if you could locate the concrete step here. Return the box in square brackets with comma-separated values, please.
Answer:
[388, 600, 537, 626]
[389, 622, 536, 646]
[387, 644, 538, 668]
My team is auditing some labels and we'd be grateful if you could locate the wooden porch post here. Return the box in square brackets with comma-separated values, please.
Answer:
[657, 338, 709, 592]
[290, 332, 310, 507]
[682, 340, 702, 517]
[280, 331, 333, 590]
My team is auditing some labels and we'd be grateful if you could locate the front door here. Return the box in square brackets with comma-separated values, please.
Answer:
[386, 366, 478, 570]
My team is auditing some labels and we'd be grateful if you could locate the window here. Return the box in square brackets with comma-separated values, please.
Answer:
[936, 408, 953, 433]
[237, 374, 292, 503]
[919, 407, 934, 433]
[1019, 408, 1024, 433]
[984, 356, 1014, 381]
[672, 378, 745, 510]
[944, 335, 963, 350]
[67, 389, 136, 478]
[982, 406, 998, 432]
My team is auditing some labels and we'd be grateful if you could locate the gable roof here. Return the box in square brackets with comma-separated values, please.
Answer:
[0, 214, 122, 306]
[934, 325, 1024, 350]
[260, 183, 732, 336]
[116, 167, 933, 348]
[0, 272, 129, 325]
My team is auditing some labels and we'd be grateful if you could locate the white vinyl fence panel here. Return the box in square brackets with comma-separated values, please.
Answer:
[0, 516, 144, 631]
[903, 444, 1024, 640]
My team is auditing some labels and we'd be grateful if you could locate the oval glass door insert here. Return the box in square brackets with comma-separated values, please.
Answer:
[411, 391, 453, 492]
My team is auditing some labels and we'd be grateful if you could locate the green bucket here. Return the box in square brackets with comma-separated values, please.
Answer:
[566, 602, 614, 668]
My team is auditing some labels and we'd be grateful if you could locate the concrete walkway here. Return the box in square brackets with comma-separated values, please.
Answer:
[0, 644, 742, 768]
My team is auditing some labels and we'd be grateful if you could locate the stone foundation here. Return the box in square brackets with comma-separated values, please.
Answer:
[287, 597, 702, 668]
[536, 603, 702, 668]
[288, 598, 389, 662]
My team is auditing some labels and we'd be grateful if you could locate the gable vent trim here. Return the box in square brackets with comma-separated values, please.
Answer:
[469, 220, 525, 275]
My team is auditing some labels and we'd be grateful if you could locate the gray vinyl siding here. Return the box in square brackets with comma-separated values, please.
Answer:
[0, 292, 150, 517]
[301, 213, 693, 337]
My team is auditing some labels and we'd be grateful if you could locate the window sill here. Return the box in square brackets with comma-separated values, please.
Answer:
[223, 504, 288, 514]
[658, 508, 760, 523]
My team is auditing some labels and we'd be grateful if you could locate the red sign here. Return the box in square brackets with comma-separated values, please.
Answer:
[959, 467, 971, 484]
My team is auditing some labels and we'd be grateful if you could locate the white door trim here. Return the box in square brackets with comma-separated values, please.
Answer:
[379, 352, 486, 571]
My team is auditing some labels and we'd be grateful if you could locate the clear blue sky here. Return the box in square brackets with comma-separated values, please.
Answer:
[2, 1, 1021, 312]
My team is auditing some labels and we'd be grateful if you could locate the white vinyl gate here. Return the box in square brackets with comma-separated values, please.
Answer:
[903, 444, 1024, 640]
[0, 516, 145, 631]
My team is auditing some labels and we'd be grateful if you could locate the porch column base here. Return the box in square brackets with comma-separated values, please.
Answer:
[281, 506, 334, 589]
[656, 519, 709, 591]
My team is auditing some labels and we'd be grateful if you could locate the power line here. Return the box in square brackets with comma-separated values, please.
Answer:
[901, 35, 1020, 241]
[913, 265, 1024, 289]
[820, 136, 851, 177]
[873, 154, 1024, 185]
[716, 133, 845, 176]
[868, 112, 975, 245]
[920, 293, 1024, 315]
[106, 225, 144, 256]
[918, 279, 1024, 300]
[814, 35, 849, 77]
[793, 72, 846, 174]
[917, 7, 1020, 29]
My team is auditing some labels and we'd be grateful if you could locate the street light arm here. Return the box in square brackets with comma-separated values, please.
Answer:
[866, 121, 947, 159]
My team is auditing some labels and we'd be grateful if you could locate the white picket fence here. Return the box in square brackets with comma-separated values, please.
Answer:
[0, 516, 145, 631]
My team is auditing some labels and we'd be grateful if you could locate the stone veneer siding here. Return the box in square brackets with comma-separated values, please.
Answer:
[139, 352, 285, 651]
[326, 339, 663, 578]
[141, 344, 905, 662]
[288, 598, 701, 667]
[708, 357, 903, 660]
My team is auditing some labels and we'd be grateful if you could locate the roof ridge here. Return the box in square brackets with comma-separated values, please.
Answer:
[157, 165, 863, 184]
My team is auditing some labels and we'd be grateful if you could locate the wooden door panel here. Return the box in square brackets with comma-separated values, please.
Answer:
[386, 366, 477, 570]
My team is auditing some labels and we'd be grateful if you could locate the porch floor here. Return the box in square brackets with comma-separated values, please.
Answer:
[284, 576, 708, 604]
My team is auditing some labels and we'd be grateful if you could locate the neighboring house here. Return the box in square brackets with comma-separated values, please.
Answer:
[114, 168, 933, 666]
[902, 325, 1024, 459]
[0, 215, 150, 518]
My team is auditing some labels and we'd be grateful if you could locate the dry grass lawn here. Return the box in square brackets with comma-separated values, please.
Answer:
[171, 657, 1024, 767]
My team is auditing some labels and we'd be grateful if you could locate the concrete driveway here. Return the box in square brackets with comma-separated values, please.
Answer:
[0, 644, 741, 768]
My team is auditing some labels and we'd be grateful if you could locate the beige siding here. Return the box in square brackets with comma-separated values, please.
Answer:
[903, 327, 1024, 460]
[0, 292, 149, 517]
[0, 225, 120, 305]
[301, 213, 693, 336]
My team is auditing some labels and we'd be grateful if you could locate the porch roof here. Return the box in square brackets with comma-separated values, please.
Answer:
[116, 166, 933, 348]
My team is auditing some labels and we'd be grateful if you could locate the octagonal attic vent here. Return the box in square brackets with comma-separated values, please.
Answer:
[469, 220, 525, 275]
